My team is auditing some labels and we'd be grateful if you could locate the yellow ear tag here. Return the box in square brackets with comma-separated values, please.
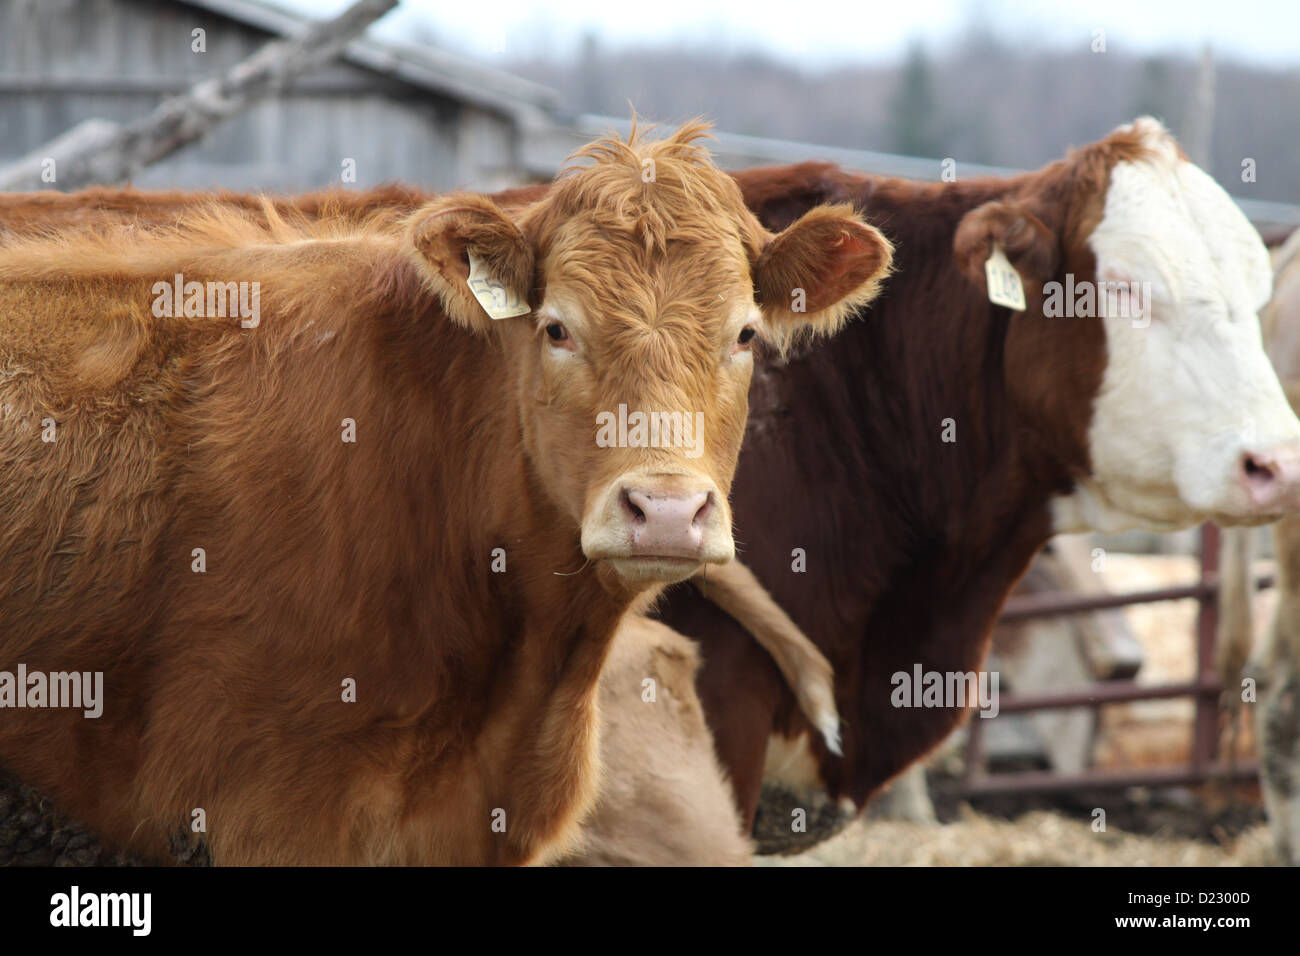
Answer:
[984, 245, 1026, 311]
[466, 250, 530, 319]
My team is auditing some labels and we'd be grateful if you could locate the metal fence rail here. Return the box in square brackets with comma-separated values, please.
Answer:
[958, 524, 1265, 795]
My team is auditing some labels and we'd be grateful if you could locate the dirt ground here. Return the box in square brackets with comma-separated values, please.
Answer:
[758, 808, 1278, 866]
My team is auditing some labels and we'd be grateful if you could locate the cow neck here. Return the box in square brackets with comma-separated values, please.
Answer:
[379, 294, 631, 743]
[426, 330, 637, 860]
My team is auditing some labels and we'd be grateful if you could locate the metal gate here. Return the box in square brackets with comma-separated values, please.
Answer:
[958, 525, 1265, 794]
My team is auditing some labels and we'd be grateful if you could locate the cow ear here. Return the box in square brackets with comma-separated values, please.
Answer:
[409, 195, 535, 333]
[754, 204, 893, 349]
[953, 200, 1058, 293]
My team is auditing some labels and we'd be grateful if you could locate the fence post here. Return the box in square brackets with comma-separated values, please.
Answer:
[1192, 523, 1222, 771]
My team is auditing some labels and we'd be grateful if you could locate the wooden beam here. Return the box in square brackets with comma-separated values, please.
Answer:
[0, 0, 397, 191]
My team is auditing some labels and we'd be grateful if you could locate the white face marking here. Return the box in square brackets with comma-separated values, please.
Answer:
[1053, 120, 1300, 533]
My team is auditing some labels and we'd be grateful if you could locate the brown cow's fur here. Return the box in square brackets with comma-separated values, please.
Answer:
[0, 560, 824, 866]
[0, 176, 833, 867]
[559, 615, 752, 866]
[0, 184, 424, 238]
[0, 125, 889, 864]
[0, 211, 622, 864]
[657, 127, 1168, 827]
[0, 611, 760, 867]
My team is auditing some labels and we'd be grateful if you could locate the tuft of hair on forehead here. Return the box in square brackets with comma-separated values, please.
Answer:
[1060, 116, 1173, 196]
[526, 119, 766, 258]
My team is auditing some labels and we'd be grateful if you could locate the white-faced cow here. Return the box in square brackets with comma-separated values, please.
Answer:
[654, 117, 1300, 833]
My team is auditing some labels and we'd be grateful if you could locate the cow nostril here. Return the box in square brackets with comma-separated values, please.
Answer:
[620, 488, 646, 524]
[1243, 453, 1276, 486]
[692, 492, 715, 528]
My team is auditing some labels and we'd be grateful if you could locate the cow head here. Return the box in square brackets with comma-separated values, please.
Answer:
[956, 117, 1300, 532]
[411, 122, 892, 588]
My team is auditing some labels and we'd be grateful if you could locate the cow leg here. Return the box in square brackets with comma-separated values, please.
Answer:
[691, 560, 840, 752]
[666, 596, 789, 829]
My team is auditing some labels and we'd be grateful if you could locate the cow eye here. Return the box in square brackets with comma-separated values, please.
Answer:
[737, 326, 757, 346]
[544, 321, 577, 353]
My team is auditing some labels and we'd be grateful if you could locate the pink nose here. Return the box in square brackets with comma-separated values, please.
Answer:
[620, 487, 715, 557]
[1241, 446, 1300, 511]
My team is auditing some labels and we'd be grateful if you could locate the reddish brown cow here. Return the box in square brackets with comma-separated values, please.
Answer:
[0, 123, 891, 864]
[656, 118, 1300, 830]
[0, 176, 843, 867]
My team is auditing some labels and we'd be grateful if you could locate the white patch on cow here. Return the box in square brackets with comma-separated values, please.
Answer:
[809, 694, 842, 756]
[1052, 118, 1300, 534]
[763, 731, 826, 790]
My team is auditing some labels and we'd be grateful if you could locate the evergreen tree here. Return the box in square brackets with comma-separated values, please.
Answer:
[887, 41, 944, 157]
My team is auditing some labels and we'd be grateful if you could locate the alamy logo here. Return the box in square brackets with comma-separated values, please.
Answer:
[0, 665, 103, 718]
[595, 404, 705, 459]
[890, 664, 1000, 718]
[152, 273, 261, 328]
[50, 886, 150, 936]
[1042, 275, 1151, 328]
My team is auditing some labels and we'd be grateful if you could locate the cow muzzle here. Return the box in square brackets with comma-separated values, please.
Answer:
[581, 472, 734, 584]
[1237, 444, 1300, 516]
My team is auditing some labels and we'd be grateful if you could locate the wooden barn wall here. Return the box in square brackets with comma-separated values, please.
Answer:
[0, 0, 523, 191]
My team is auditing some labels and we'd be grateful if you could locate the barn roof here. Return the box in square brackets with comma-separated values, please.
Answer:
[174, 0, 564, 124]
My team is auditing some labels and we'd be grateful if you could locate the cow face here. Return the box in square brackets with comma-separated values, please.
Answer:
[411, 123, 892, 588]
[957, 118, 1300, 532]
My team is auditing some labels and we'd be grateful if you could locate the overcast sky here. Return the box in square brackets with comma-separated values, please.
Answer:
[281, 0, 1300, 68]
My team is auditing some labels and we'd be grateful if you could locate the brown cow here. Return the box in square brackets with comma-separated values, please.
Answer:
[0, 176, 844, 867]
[654, 117, 1300, 835]
[0, 123, 891, 864]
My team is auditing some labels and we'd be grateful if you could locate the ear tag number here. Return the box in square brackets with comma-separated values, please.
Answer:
[467, 250, 530, 319]
[984, 245, 1026, 311]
